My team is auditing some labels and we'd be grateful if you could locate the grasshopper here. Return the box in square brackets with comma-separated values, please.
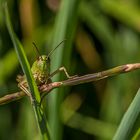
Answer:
[16, 41, 73, 102]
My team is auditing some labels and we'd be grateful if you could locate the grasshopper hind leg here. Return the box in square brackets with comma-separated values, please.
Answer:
[17, 75, 31, 96]
[18, 83, 30, 96]
[18, 82, 35, 103]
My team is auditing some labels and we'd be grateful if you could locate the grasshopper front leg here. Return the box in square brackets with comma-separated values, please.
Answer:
[40, 67, 77, 104]
[49, 66, 76, 79]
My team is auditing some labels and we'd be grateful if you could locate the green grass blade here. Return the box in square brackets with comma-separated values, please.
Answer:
[113, 88, 140, 140]
[132, 128, 140, 140]
[48, 0, 80, 140]
[100, 0, 140, 32]
[4, 4, 50, 140]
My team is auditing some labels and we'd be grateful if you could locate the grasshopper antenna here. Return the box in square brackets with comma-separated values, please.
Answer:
[32, 42, 42, 59]
[47, 39, 66, 58]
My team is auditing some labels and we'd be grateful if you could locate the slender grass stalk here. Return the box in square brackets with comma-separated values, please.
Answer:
[4, 4, 50, 140]
[1, 63, 140, 105]
[100, 0, 140, 32]
[48, 0, 80, 140]
[113, 88, 140, 140]
[0, 91, 25, 105]
[132, 128, 140, 140]
[62, 63, 140, 86]
[64, 112, 116, 139]
[79, 1, 114, 48]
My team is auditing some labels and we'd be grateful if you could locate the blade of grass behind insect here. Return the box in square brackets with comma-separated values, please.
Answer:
[0, 24, 53, 85]
[79, 1, 117, 65]
[4, 4, 50, 140]
[100, 0, 140, 32]
[113, 88, 140, 140]
[79, 1, 114, 49]
[48, 0, 80, 140]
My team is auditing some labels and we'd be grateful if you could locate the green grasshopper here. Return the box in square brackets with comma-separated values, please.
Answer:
[16, 41, 73, 101]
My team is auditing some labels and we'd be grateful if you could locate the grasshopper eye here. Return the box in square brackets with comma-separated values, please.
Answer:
[37, 56, 43, 61]
[47, 57, 50, 62]
[40, 56, 44, 61]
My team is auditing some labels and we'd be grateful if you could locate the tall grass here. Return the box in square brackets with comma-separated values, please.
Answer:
[4, 4, 50, 140]
[1, 0, 140, 140]
[48, 1, 80, 140]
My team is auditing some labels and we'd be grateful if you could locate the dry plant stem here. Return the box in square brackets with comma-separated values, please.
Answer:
[0, 82, 62, 105]
[62, 63, 140, 86]
[0, 63, 140, 105]
[0, 91, 26, 105]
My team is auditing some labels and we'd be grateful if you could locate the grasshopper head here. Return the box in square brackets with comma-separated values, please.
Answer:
[31, 55, 50, 85]
[31, 40, 66, 85]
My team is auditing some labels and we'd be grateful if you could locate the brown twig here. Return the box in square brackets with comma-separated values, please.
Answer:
[0, 63, 140, 105]
[62, 63, 140, 86]
[0, 91, 26, 105]
[0, 82, 62, 105]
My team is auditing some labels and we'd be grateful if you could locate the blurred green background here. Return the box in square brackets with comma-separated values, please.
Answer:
[0, 0, 140, 140]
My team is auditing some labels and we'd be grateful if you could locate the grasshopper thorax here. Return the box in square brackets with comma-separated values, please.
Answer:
[31, 55, 50, 85]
